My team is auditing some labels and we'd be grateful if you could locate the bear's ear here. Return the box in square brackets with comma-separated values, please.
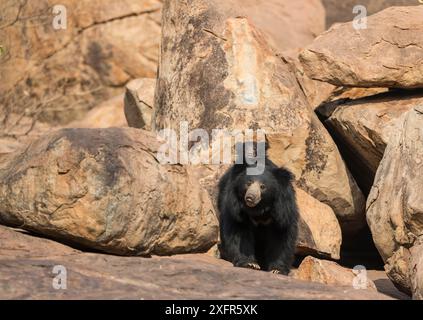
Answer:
[272, 167, 294, 184]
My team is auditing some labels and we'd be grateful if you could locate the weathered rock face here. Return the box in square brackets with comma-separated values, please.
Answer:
[68, 95, 127, 128]
[296, 189, 341, 260]
[316, 87, 389, 119]
[294, 256, 377, 291]
[366, 106, 423, 297]
[410, 243, 423, 299]
[0, 114, 52, 156]
[267, 126, 365, 237]
[0, 94, 128, 156]
[215, 0, 326, 52]
[300, 6, 423, 89]
[172, 0, 325, 55]
[283, 50, 336, 110]
[0, 128, 218, 256]
[0, 225, 393, 300]
[124, 78, 156, 130]
[325, 90, 423, 194]
[155, 0, 365, 236]
[322, 0, 419, 28]
[0, 0, 162, 130]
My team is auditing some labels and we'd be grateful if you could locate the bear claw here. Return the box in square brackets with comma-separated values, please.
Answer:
[246, 263, 261, 270]
[271, 269, 281, 274]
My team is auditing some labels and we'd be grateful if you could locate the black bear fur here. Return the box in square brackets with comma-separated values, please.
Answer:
[217, 143, 298, 275]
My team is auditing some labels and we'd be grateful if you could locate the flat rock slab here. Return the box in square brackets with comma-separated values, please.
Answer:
[0, 226, 392, 300]
[300, 6, 423, 89]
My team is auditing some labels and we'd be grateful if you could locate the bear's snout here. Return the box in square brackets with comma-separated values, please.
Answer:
[245, 181, 261, 207]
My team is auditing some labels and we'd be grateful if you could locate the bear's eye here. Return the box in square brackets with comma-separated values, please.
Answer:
[247, 180, 253, 186]
[260, 184, 266, 191]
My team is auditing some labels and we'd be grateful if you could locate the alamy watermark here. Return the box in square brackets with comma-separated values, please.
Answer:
[52, 5, 67, 30]
[352, 5, 367, 30]
[352, 265, 369, 289]
[52, 265, 67, 290]
[156, 122, 266, 175]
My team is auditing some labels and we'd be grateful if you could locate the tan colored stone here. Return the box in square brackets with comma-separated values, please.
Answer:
[0, 128, 218, 256]
[0, 0, 161, 129]
[283, 50, 336, 110]
[300, 6, 423, 89]
[68, 95, 127, 128]
[384, 247, 412, 296]
[0, 94, 127, 156]
[316, 87, 389, 119]
[295, 256, 377, 291]
[284, 52, 389, 112]
[0, 113, 53, 155]
[366, 106, 423, 296]
[326, 90, 423, 193]
[410, 243, 423, 299]
[216, 0, 326, 53]
[296, 189, 342, 260]
[155, 0, 365, 235]
[322, 0, 419, 28]
[0, 225, 393, 300]
[124, 78, 156, 130]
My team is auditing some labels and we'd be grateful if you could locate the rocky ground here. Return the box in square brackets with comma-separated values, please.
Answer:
[1, 0, 423, 300]
[0, 226, 395, 300]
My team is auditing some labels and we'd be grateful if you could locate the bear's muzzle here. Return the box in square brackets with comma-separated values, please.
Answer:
[245, 181, 261, 207]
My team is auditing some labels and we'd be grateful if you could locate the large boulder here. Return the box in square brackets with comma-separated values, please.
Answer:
[300, 6, 423, 89]
[0, 0, 162, 131]
[296, 189, 341, 260]
[325, 90, 423, 194]
[0, 128, 218, 256]
[154, 0, 365, 236]
[366, 105, 423, 298]
[322, 0, 419, 28]
[0, 225, 392, 300]
[294, 256, 377, 291]
[283, 51, 336, 110]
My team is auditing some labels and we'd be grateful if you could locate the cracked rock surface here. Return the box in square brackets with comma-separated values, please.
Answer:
[0, 127, 218, 256]
[366, 106, 423, 298]
[0, 225, 392, 300]
[0, 0, 162, 152]
[300, 6, 423, 89]
[325, 89, 423, 194]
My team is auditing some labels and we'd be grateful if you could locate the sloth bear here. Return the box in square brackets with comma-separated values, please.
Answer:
[217, 142, 298, 275]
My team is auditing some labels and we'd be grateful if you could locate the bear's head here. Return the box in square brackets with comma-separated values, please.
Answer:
[232, 148, 282, 224]
[234, 167, 278, 209]
[230, 140, 292, 225]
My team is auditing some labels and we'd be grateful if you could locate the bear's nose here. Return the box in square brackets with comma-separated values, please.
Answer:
[246, 195, 255, 203]
[245, 195, 260, 207]
[245, 182, 261, 207]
